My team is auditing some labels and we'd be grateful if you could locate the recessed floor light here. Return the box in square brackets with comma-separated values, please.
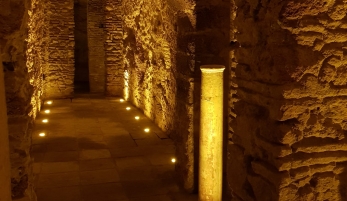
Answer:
[171, 158, 176, 163]
[39, 133, 46, 137]
[44, 110, 50, 114]
[126, 107, 131, 110]
[46, 101, 52, 105]
[144, 128, 150, 133]
[42, 119, 48, 123]
[135, 116, 140, 120]
[120, 99, 125, 102]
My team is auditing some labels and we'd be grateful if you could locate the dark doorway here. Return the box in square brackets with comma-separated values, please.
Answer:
[74, 0, 89, 93]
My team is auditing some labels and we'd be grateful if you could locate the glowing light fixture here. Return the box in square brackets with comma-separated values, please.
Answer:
[199, 65, 225, 201]
[42, 119, 48, 123]
[46, 101, 52, 105]
[44, 110, 50, 114]
[126, 107, 131, 111]
[171, 158, 176, 163]
[39, 133, 46, 137]
[144, 128, 150, 133]
[135, 116, 140, 120]
[120, 99, 125, 102]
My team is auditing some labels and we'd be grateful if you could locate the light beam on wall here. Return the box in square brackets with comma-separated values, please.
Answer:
[124, 70, 129, 100]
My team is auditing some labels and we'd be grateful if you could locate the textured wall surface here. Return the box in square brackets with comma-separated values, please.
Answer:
[45, 0, 75, 98]
[174, 0, 230, 192]
[88, 0, 106, 93]
[228, 0, 347, 200]
[105, 0, 123, 96]
[122, 0, 178, 131]
[74, 0, 89, 85]
[1, 0, 41, 200]
[0, 50, 12, 201]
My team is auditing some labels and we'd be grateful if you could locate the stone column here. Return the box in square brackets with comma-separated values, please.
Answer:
[199, 65, 225, 201]
[0, 62, 12, 201]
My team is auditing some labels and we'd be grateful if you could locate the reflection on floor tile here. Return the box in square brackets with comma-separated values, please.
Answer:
[32, 95, 198, 201]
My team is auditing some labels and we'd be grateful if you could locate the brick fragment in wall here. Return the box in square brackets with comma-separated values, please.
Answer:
[45, 0, 75, 98]
[228, 0, 347, 200]
[87, 0, 106, 93]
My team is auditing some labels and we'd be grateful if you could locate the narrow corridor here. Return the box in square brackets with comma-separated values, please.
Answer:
[31, 94, 197, 201]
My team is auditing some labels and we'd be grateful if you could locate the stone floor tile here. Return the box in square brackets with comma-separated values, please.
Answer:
[79, 158, 116, 171]
[45, 142, 79, 152]
[36, 186, 82, 201]
[129, 195, 172, 201]
[147, 154, 176, 166]
[121, 180, 168, 198]
[80, 169, 120, 185]
[149, 145, 176, 154]
[31, 152, 46, 163]
[79, 141, 108, 150]
[37, 172, 79, 188]
[152, 165, 176, 180]
[118, 166, 155, 181]
[135, 137, 163, 147]
[109, 146, 149, 158]
[114, 156, 151, 169]
[104, 135, 137, 148]
[44, 151, 79, 162]
[33, 163, 42, 174]
[167, 192, 200, 201]
[79, 149, 111, 160]
[34, 96, 198, 201]
[78, 134, 105, 142]
[101, 127, 130, 136]
[31, 144, 47, 154]
[41, 161, 79, 174]
[80, 183, 128, 201]
[45, 137, 77, 145]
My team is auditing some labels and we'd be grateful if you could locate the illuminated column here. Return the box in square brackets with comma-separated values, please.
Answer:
[199, 65, 225, 201]
[0, 63, 12, 201]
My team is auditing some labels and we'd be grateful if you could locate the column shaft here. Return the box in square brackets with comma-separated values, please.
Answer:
[199, 65, 225, 201]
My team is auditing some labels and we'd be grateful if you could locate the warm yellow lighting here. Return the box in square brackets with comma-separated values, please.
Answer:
[126, 107, 131, 110]
[171, 158, 176, 163]
[144, 128, 150, 133]
[39, 133, 46, 137]
[46, 101, 52, 105]
[120, 99, 124, 102]
[42, 119, 48, 123]
[135, 116, 140, 120]
[44, 110, 50, 114]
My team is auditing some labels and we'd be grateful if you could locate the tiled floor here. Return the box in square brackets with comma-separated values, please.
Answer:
[31, 94, 197, 201]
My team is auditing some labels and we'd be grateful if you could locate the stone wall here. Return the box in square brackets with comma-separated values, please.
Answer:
[74, 0, 89, 86]
[88, 0, 106, 93]
[45, 0, 75, 98]
[174, 0, 230, 192]
[0, 44, 12, 201]
[1, 0, 43, 199]
[104, 0, 123, 96]
[174, 0, 197, 192]
[122, 0, 178, 131]
[228, 0, 347, 200]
